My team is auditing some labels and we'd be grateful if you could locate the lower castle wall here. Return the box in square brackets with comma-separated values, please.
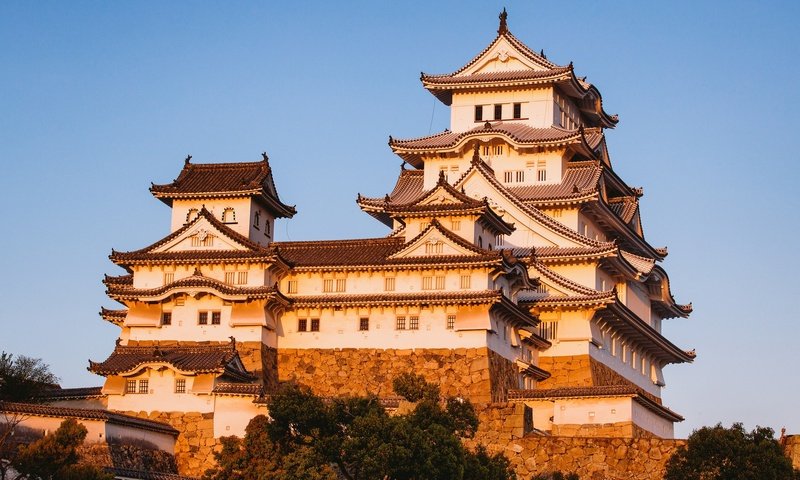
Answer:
[122, 410, 219, 478]
[277, 347, 518, 403]
[469, 402, 684, 480]
[785, 435, 800, 469]
[538, 355, 636, 390]
[78, 442, 179, 474]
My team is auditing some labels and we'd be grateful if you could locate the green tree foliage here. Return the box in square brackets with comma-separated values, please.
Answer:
[0, 352, 59, 402]
[664, 423, 800, 480]
[204, 375, 513, 480]
[392, 372, 440, 402]
[11, 418, 113, 480]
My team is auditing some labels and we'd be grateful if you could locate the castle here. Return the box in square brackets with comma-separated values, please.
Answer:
[47, 10, 693, 474]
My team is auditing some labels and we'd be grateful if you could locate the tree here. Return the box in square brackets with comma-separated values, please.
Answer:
[664, 423, 800, 480]
[10, 418, 112, 480]
[204, 375, 514, 480]
[0, 352, 58, 402]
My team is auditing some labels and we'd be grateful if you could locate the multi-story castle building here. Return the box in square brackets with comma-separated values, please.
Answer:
[66, 10, 693, 471]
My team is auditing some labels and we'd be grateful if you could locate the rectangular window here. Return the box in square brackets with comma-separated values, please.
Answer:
[422, 276, 433, 290]
[504, 171, 513, 183]
[359, 317, 369, 331]
[161, 312, 172, 326]
[515, 171, 524, 182]
[323, 279, 334, 292]
[460, 275, 471, 289]
[409, 316, 419, 330]
[384, 277, 395, 292]
[396, 316, 406, 330]
[211, 312, 221, 325]
[336, 279, 346, 292]
[198, 312, 208, 325]
[125, 380, 137, 394]
[447, 314, 456, 330]
[310, 318, 320, 332]
[163, 272, 174, 284]
[298, 318, 307, 332]
[138, 379, 149, 394]
[425, 242, 443, 254]
[474, 105, 483, 122]
[495, 234, 505, 247]
[513, 103, 521, 119]
[225, 272, 236, 284]
[237, 272, 248, 284]
[538, 321, 558, 341]
[435, 276, 445, 290]
[175, 296, 185, 306]
[494, 145, 503, 155]
[451, 220, 461, 231]
[175, 379, 186, 394]
[494, 104, 502, 120]
[287, 280, 298, 294]
[483, 146, 489, 156]
[537, 159, 546, 182]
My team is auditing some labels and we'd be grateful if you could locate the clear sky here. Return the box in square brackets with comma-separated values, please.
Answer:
[1, 1, 798, 438]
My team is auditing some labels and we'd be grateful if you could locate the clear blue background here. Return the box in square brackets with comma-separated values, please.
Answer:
[1, 1, 797, 438]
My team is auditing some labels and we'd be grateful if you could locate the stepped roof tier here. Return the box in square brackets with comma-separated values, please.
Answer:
[508, 386, 684, 422]
[389, 123, 603, 167]
[276, 219, 521, 272]
[89, 341, 254, 383]
[100, 307, 127, 325]
[104, 269, 289, 304]
[420, 10, 617, 128]
[150, 154, 296, 218]
[109, 207, 289, 269]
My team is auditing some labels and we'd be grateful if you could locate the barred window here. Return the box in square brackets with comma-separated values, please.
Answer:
[384, 277, 395, 292]
[447, 314, 456, 330]
[422, 276, 433, 290]
[396, 316, 406, 330]
[460, 275, 471, 289]
[298, 318, 307, 332]
[409, 316, 419, 330]
[125, 380, 137, 394]
[237, 272, 248, 284]
[336, 279, 346, 292]
[225, 272, 236, 284]
[323, 279, 334, 292]
[451, 220, 461, 231]
[161, 312, 172, 326]
[138, 379, 149, 394]
[175, 379, 186, 394]
[359, 318, 369, 331]
[198, 312, 208, 325]
[211, 312, 221, 325]
[163, 272, 174, 284]
[310, 318, 320, 332]
[287, 280, 298, 294]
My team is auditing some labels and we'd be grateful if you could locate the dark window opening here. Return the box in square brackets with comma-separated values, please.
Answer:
[513, 103, 521, 119]
[298, 319, 307, 332]
[474, 105, 483, 122]
[494, 104, 502, 120]
[310, 318, 320, 332]
[161, 312, 172, 326]
[359, 318, 369, 331]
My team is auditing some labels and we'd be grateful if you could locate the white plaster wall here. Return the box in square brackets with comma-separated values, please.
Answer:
[132, 263, 268, 290]
[625, 281, 651, 326]
[105, 422, 175, 451]
[551, 396, 633, 427]
[589, 339, 661, 397]
[631, 400, 675, 438]
[171, 198, 253, 238]
[537, 310, 592, 357]
[450, 88, 553, 133]
[213, 396, 266, 438]
[105, 371, 215, 414]
[549, 264, 597, 290]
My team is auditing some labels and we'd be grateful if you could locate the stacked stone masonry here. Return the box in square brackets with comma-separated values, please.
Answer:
[468, 402, 684, 480]
[538, 355, 644, 393]
[123, 410, 219, 478]
[277, 347, 516, 403]
[78, 442, 179, 474]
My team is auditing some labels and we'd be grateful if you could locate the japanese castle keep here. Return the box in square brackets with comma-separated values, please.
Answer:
[52, 10, 694, 474]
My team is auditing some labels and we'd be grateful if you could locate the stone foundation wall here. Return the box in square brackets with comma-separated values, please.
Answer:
[538, 355, 642, 393]
[78, 442, 178, 473]
[551, 421, 653, 438]
[122, 410, 218, 478]
[468, 402, 683, 479]
[278, 347, 516, 403]
[785, 435, 800, 469]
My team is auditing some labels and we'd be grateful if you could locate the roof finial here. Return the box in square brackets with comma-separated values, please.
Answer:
[498, 8, 508, 35]
[185, 154, 192, 165]
[472, 142, 481, 163]
[261, 151, 269, 161]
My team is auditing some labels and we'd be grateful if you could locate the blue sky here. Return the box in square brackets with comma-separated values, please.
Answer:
[1, 1, 798, 438]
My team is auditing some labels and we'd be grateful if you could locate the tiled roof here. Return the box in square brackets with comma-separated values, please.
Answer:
[88, 343, 252, 378]
[212, 382, 263, 396]
[619, 250, 655, 275]
[509, 161, 602, 204]
[608, 197, 639, 224]
[525, 245, 618, 262]
[105, 271, 284, 302]
[291, 290, 503, 308]
[0, 402, 179, 435]
[38, 386, 104, 400]
[390, 123, 583, 151]
[422, 66, 573, 86]
[507, 386, 684, 422]
[106, 467, 197, 480]
[276, 237, 404, 267]
[149, 157, 295, 217]
[100, 307, 127, 324]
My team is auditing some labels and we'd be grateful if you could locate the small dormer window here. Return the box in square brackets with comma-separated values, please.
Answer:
[222, 208, 236, 223]
[186, 208, 199, 223]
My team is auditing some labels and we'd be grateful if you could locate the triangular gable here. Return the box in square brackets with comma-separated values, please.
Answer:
[416, 181, 479, 207]
[455, 159, 606, 250]
[528, 261, 602, 298]
[462, 34, 553, 76]
[389, 219, 488, 260]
